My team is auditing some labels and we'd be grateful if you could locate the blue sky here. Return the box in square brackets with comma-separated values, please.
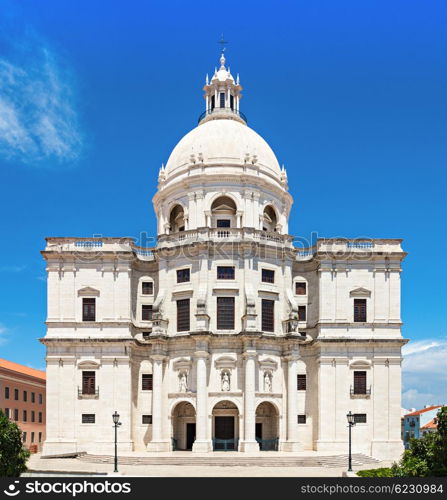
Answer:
[0, 0, 446, 409]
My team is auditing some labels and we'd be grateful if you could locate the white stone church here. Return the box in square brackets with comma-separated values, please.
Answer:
[41, 52, 407, 460]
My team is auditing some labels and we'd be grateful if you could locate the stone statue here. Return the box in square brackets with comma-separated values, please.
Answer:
[221, 371, 230, 391]
[264, 371, 272, 392]
[179, 372, 188, 392]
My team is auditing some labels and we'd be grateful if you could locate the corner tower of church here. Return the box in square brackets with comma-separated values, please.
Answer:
[41, 51, 407, 460]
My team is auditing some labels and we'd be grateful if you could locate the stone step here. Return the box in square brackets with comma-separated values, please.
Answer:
[78, 453, 380, 468]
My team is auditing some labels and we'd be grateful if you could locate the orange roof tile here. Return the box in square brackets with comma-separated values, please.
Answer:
[421, 419, 438, 430]
[0, 358, 46, 381]
[405, 405, 443, 417]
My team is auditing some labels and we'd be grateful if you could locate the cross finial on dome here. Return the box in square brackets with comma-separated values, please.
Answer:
[218, 34, 228, 69]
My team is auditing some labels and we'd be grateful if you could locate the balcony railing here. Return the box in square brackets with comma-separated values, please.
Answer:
[78, 387, 99, 399]
[198, 107, 247, 124]
[157, 227, 293, 248]
[350, 385, 371, 397]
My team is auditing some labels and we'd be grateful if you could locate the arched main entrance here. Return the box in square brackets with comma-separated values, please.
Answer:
[171, 401, 196, 451]
[255, 402, 279, 451]
[212, 400, 239, 451]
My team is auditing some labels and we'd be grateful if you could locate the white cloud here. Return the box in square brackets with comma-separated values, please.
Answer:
[0, 324, 9, 345]
[402, 337, 447, 408]
[0, 37, 82, 165]
[0, 265, 26, 272]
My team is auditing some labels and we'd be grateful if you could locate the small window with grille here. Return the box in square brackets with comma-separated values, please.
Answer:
[298, 415, 307, 424]
[142, 374, 153, 391]
[297, 374, 307, 391]
[142, 415, 152, 424]
[262, 269, 275, 283]
[354, 413, 367, 424]
[262, 299, 274, 332]
[217, 266, 235, 280]
[177, 299, 190, 331]
[217, 297, 235, 330]
[142, 282, 153, 295]
[177, 269, 190, 283]
[142, 305, 153, 321]
[82, 414, 95, 424]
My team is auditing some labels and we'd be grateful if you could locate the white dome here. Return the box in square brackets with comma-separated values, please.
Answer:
[164, 119, 281, 178]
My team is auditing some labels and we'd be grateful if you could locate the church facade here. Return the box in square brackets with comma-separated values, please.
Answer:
[41, 53, 407, 460]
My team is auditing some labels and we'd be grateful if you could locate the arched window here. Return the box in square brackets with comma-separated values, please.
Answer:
[263, 205, 277, 232]
[211, 196, 237, 228]
[169, 205, 185, 233]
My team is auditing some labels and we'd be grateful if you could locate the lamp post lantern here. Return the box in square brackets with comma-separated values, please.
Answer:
[112, 411, 121, 473]
[346, 411, 356, 472]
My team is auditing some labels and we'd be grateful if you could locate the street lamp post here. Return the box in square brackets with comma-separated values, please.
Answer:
[112, 411, 122, 473]
[346, 411, 356, 472]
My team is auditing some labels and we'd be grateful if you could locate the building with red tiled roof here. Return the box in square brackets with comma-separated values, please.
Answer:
[403, 405, 445, 448]
[405, 405, 442, 417]
[0, 358, 46, 452]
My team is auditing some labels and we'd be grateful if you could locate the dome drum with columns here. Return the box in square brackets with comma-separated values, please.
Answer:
[41, 50, 407, 460]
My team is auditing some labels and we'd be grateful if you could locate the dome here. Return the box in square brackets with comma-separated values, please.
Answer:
[164, 119, 282, 178]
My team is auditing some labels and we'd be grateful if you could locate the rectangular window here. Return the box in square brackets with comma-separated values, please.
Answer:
[297, 374, 307, 391]
[4, 408, 10, 418]
[298, 415, 307, 424]
[177, 268, 190, 283]
[217, 297, 235, 330]
[142, 374, 153, 391]
[217, 266, 235, 280]
[23, 391, 27, 402]
[142, 304, 153, 321]
[82, 298, 96, 322]
[82, 371, 96, 395]
[4, 387, 9, 399]
[31, 432, 35, 443]
[296, 282, 307, 295]
[353, 371, 367, 394]
[14, 389, 19, 401]
[142, 415, 152, 424]
[14, 409, 18, 421]
[38, 432, 42, 443]
[354, 299, 367, 322]
[22, 432, 27, 443]
[354, 413, 367, 424]
[38, 393, 42, 405]
[142, 281, 153, 295]
[82, 414, 95, 424]
[230, 94, 234, 110]
[177, 299, 190, 332]
[23, 410, 27, 422]
[31, 411, 35, 423]
[217, 219, 231, 228]
[38, 412, 43, 424]
[262, 269, 275, 284]
[32, 392, 35, 404]
[220, 92, 225, 108]
[298, 305, 307, 321]
[211, 95, 215, 110]
[262, 299, 275, 332]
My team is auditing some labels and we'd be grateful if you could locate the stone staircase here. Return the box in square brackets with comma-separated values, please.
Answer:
[78, 453, 380, 468]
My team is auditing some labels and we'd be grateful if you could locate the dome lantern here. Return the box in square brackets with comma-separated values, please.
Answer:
[199, 50, 245, 125]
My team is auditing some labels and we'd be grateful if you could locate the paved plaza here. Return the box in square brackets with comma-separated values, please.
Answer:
[26, 453, 393, 477]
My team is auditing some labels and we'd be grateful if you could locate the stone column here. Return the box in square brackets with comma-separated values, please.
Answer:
[240, 349, 259, 452]
[192, 348, 212, 452]
[282, 353, 302, 451]
[147, 354, 170, 451]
